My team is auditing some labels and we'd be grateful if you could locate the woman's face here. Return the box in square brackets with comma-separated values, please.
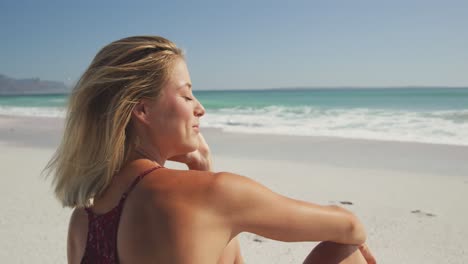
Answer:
[140, 58, 205, 158]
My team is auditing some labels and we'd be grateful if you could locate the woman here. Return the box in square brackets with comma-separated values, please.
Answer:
[45, 36, 376, 263]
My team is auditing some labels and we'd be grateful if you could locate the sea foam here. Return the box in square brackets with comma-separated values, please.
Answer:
[1, 104, 467, 146]
[203, 106, 468, 146]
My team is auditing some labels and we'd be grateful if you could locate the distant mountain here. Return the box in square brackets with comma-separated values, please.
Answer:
[0, 74, 70, 95]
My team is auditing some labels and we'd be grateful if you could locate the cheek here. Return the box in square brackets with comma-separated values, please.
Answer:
[155, 100, 191, 135]
[171, 98, 193, 121]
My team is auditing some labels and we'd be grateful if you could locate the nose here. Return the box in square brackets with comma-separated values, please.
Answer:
[194, 98, 205, 117]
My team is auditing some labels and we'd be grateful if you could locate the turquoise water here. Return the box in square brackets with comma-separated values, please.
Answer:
[0, 94, 67, 108]
[194, 88, 468, 111]
[1, 88, 466, 111]
[1, 88, 467, 145]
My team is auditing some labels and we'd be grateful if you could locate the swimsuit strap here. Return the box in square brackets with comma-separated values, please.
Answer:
[80, 165, 164, 264]
[120, 165, 164, 202]
[83, 165, 164, 217]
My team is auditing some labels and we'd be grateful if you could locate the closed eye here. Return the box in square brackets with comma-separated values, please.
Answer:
[183, 96, 193, 101]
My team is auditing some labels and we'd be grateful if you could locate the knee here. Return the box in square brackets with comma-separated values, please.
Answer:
[303, 242, 364, 264]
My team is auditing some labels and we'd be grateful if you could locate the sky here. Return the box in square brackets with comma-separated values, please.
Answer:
[1, 0, 467, 90]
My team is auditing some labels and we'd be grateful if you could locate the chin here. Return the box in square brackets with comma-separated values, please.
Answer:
[178, 140, 198, 154]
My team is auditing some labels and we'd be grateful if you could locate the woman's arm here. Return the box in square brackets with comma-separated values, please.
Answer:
[170, 133, 366, 247]
[67, 208, 88, 264]
[208, 172, 367, 245]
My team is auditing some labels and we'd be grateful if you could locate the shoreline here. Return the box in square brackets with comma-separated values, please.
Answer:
[1, 113, 468, 149]
[2, 114, 466, 176]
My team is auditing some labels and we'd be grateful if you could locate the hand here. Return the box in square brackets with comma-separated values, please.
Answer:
[168, 133, 212, 171]
[359, 244, 376, 264]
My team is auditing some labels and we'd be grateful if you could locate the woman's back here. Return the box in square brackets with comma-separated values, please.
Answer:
[68, 160, 240, 264]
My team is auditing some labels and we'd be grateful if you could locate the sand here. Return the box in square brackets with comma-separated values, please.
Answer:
[1, 115, 467, 263]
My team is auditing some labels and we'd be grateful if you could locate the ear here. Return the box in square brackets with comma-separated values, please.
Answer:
[131, 100, 152, 126]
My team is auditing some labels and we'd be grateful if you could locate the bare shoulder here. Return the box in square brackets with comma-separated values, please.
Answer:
[138, 168, 223, 207]
[142, 170, 258, 204]
[141, 168, 219, 192]
[207, 171, 278, 206]
[136, 169, 255, 220]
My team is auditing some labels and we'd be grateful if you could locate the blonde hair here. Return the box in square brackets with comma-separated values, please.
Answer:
[44, 36, 183, 208]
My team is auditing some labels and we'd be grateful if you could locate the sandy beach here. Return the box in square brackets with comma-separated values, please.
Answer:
[1, 115, 467, 263]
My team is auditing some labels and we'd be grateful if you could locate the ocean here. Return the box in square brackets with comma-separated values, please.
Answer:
[1, 88, 467, 146]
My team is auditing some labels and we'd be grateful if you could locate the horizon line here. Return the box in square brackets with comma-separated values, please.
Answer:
[194, 86, 468, 92]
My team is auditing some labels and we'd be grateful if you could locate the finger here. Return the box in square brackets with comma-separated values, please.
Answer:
[359, 245, 376, 264]
[196, 133, 211, 154]
[198, 133, 208, 146]
[167, 154, 187, 163]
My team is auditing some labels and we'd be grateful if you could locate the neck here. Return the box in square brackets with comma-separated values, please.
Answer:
[133, 145, 166, 167]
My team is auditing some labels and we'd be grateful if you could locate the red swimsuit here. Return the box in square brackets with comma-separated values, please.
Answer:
[81, 166, 163, 264]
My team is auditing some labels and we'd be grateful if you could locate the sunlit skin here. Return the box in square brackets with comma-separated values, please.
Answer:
[67, 58, 376, 264]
